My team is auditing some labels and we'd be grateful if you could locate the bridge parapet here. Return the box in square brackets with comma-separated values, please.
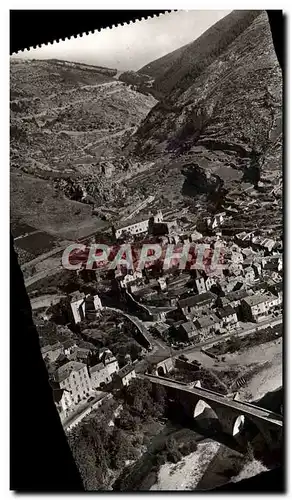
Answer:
[140, 374, 283, 447]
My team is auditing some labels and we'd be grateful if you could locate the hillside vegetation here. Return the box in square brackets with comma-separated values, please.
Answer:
[138, 11, 261, 98]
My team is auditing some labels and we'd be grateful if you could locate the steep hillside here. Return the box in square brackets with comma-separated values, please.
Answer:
[10, 58, 157, 239]
[133, 11, 282, 178]
[138, 10, 261, 98]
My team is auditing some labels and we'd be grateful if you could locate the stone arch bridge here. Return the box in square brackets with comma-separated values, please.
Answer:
[139, 374, 282, 448]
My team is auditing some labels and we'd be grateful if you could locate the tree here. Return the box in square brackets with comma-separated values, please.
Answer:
[67, 427, 109, 490]
[117, 406, 139, 431]
[108, 429, 137, 470]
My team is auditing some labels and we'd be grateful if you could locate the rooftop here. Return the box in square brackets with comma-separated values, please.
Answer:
[55, 361, 86, 382]
[117, 364, 136, 378]
[62, 339, 76, 350]
[147, 352, 172, 366]
[178, 291, 216, 309]
[217, 305, 236, 318]
[154, 322, 171, 334]
[115, 211, 159, 230]
[225, 289, 250, 302]
[180, 321, 197, 333]
[90, 363, 105, 374]
[242, 294, 273, 307]
[195, 314, 221, 329]
[167, 286, 190, 298]
[70, 291, 85, 302]
[41, 342, 62, 354]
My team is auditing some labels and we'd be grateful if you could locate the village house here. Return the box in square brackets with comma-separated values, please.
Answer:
[268, 281, 283, 306]
[157, 276, 167, 291]
[114, 210, 163, 239]
[205, 276, 217, 291]
[52, 387, 73, 421]
[145, 305, 177, 322]
[41, 342, 64, 363]
[61, 339, 77, 357]
[146, 353, 174, 376]
[152, 322, 171, 340]
[178, 291, 217, 319]
[241, 294, 275, 322]
[98, 348, 119, 377]
[166, 219, 178, 234]
[216, 305, 238, 328]
[89, 363, 111, 389]
[229, 245, 244, 263]
[252, 236, 276, 254]
[70, 292, 103, 324]
[113, 364, 136, 389]
[218, 277, 243, 294]
[243, 266, 255, 283]
[229, 262, 243, 276]
[206, 212, 226, 230]
[194, 314, 222, 337]
[177, 321, 200, 342]
[235, 231, 254, 247]
[193, 271, 217, 295]
[220, 289, 251, 309]
[261, 255, 282, 273]
[194, 276, 206, 294]
[69, 347, 92, 364]
[252, 262, 262, 278]
[53, 361, 93, 405]
[119, 270, 143, 289]
[190, 230, 203, 242]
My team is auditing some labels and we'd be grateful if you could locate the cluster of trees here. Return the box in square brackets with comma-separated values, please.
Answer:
[67, 379, 168, 490]
[67, 402, 138, 490]
[36, 321, 78, 347]
[120, 378, 167, 424]
[103, 329, 143, 367]
[155, 436, 198, 468]
[169, 366, 228, 395]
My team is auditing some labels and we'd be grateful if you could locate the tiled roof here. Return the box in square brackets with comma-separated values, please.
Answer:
[55, 361, 85, 382]
[178, 291, 216, 309]
[117, 364, 135, 378]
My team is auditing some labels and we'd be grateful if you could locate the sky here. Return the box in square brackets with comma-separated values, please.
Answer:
[12, 10, 231, 72]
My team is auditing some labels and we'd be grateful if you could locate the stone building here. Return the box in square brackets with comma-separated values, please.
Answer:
[53, 361, 93, 405]
[241, 294, 274, 322]
[113, 364, 136, 389]
[90, 363, 111, 389]
[178, 291, 217, 319]
[114, 211, 163, 239]
[70, 292, 103, 324]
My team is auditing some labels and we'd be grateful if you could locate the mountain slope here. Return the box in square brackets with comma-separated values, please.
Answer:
[10, 58, 157, 239]
[138, 10, 261, 98]
[133, 10, 282, 173]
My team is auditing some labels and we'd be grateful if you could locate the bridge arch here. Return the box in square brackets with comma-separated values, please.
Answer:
[232, 415, 245, 436]
[157, 366, 165, 376]
[194, 399, 211, 418]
